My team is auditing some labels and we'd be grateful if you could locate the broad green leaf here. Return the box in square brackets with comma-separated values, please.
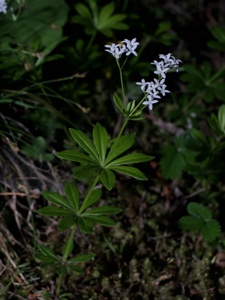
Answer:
[100, 169, 116, 190]
[55, 150, 96, 164]
[75, 3, 92, 19]
[201, 220, 220, 241]
[105, 133, 136, 165]
[106, 153, 153, 167]
[57, 215, 76, 230]
[37, 206, 71, 216]
[98, 2, 114, 26]
[160, 144, 186, 179]
[64, 182, 79, 212]
[81, 206, 122, 216]
[79, 188, 102, 214]
[38, 245, 58, 259]
[109, 165, 147, 180]
[93, 123, 108, 162]
[178, 216, 205, 231]
[62, 234, 74, 259]
[77, 217, 94, 234]
[88, 215, 116, 226]
[67, 265, 83, 273]
[69, 128, 98, 160]
[42, 191, 71, 209]
[68, 253, 95, 263]
[187, 203, 212, 220]
[113, 93, 124, 114]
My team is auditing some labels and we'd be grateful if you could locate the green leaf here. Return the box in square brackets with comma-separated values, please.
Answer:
[105, 133, 136, 165]
[55, 150, 96, 164]
[38, 245, 58, 259]
[37, 206, 71, 216]
[93, 123, 108, 162]
[98, 2, 114, 26]
[57, 215, 76, 230]
[77, 217, 94, 234]
[218, 104, 225, 133]
[201, 220, 220, 241]
[42, 191, 71, 210]
[62, 233, 74, 259]
[106, 153, 154, 167]
[88, 215, 116, 226]
[187, 202, 212, 220]
[109, 165, 147, 180]
[68, 253, 95, 263]
[79, 188, 102, 213]
[35, 254, 58, 264]
[81, 206, 122, 216]
[64, 182, 79, 212]
[75, 3, 92, 19]
[69, 128, 98, 160]
[113, 93, 124, 114]
[67, 265, 84, 273]
[160, 144, 186, 179]
[179, 216, 205, 231]
[100, 169, 116, 190]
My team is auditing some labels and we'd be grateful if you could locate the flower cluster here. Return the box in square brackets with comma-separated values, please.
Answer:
[0, 0, 7, 14]
[137, 53, 182, 110]
[105, 38, 139, 59]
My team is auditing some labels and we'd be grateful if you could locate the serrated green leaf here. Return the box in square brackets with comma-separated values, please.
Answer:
[187, 202, 212, 220]
[69, 128, 98, 160]
[105, 134, 136, 165]
[55, 150, 96, 164]
[57, 215, 76, 230]
[100, 169, 116, 190]
[201, 220, 220, 241]
[179, 216, 205, 231]
[37, 206, 71, 216]
[79, 188, 102, 214]
[81, 206, 122, 216]
[42, 191, 71, 210]
[77, 217, 94, 234]
[68, 253, 95, 263]
[88, 215, 116, 226]
[93, 123, 108, 163]
[160, 144, 186, 179]
[109, 165, 147, 180]
[64, 182, 79, 212]
[106, 153, 154, 167]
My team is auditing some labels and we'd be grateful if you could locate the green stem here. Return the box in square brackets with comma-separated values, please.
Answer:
[79, 175, 100, 214]
[85, 31, 97, 54]
[117, 119, 128, 139]
[116, 60, 126, 106]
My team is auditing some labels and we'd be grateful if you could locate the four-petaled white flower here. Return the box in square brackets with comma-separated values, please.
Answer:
[0, 0, 7, 14]
[143, 98, 159, 111]
[105, 38, 139, 59]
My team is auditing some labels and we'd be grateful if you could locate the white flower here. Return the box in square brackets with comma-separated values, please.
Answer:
[157, 84, 170, 96]
[105, 38, 139, 59]
[0, 0, 7, 14]
[143, 98, 159, 111]
[136, 79, 148, 92]
[154, 63, 169, 78]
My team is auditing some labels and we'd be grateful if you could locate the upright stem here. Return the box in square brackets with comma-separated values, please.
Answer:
[85, 31, 97, 54]
[117, 119, 128, 139]
[116, 60, 126, 106]
[79, 175, 100, 214]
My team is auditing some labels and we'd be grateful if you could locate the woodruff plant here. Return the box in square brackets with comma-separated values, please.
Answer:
[37, 38, 182, 296]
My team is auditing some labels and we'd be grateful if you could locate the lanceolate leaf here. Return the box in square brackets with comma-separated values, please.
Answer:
[109, 165, 147, 180]
[106, 153, 153, 167]
[100, 169, 116, 190]
[77, 217, 94, 234]
[42, 191, 71, 209]
[38, 245, 58, 259]
[88, 215, 116, 226]
[79, 188, 102, 214]
[57, 215, 76, 230]
[68, 253, 95, 263]
[69, 128, 98, 160]
[113, 93, 124, 114]
[105, 133, 136, 165]
[81, 206, 122, 216]
[55, 150, 96, 164]
[93, 123, 108, 163]
[37, 206, 72, 216]
[64, 182, 79, 212]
